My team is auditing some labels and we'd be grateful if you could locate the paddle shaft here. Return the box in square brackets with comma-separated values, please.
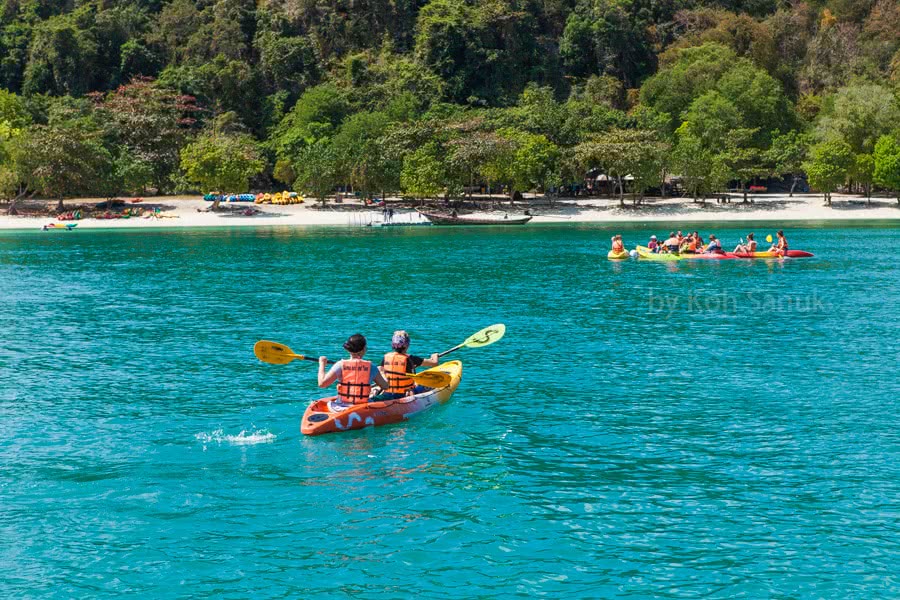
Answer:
[437, 343, 464, 358]
[285, 353, 334, 365]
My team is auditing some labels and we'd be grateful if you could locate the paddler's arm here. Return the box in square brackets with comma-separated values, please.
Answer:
[418, 353, 440, 368]
[318, 357, 340, 388]
[373, 370, 389, 390]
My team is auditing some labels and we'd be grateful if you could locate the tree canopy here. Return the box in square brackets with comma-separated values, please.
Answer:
[0, 1, 899, 202]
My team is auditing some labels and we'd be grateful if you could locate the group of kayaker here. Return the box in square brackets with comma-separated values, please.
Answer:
[317, 331, 439, 405]
[633, 230, 788, 255]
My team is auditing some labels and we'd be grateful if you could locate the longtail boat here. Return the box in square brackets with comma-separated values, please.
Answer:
[417, 210, 532, 226]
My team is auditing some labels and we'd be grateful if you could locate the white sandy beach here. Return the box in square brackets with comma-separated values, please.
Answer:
[1, 193, 898, 231]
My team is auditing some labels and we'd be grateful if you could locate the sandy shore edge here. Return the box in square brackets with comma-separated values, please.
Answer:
[1, 194, 899, 231]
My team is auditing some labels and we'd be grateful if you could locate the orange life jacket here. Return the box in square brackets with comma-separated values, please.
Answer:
[687, 239, 698, 252]
[337, 359, 372, 404]
[612, 240, 624, 252]
[383, 351, 414, 394]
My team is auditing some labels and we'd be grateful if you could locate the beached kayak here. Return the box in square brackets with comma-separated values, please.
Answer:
[607, 249, 629, 260]
[301, 361, 463, 436]
[732, 250, 814, 258]
[42, 223, 77, 231]
[635, 245, 680, 261]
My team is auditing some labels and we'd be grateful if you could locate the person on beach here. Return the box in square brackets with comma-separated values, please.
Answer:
[770, 230, 788, 255]
[318, 334, 390, 405]
[379, 331, 440, 399]
[734, 233, 757, 254]
[647, 235, 659, 252]
[705, 234, 723, 254]
[611, 235, 625, 253]
[663, 232, 680, 253]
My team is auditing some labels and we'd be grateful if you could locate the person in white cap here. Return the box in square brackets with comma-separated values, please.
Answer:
[379, 331, 440, 398]
[647, 235, 659, 253]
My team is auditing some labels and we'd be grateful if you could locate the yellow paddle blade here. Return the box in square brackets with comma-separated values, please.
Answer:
[254, 340, 302, 365]
[766, 234, 773, 243]
[413, 370, 451, 388]
[463, 324, 506, 349]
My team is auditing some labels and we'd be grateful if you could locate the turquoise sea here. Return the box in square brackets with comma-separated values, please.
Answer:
[1, 223, 899, 598]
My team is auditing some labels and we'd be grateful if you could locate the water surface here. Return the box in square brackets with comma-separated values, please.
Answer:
[1, 224, 898, 597]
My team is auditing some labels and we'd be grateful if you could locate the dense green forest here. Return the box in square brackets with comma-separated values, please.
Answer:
[2, 0, 900, 208]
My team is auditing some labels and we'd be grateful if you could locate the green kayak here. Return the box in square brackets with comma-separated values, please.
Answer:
[635, 245, 680, 261]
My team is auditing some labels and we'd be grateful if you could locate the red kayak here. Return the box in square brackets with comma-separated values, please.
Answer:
[677, 252, 737, 260]
[732, 250, 814, 259]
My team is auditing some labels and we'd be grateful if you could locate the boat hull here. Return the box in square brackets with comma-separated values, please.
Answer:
[635, 245, 679, 261]
[733, 250, 814, 258]
[418, 211, 532, 225]
[300, 361, 462, 436]
[607, 249, 629, 260]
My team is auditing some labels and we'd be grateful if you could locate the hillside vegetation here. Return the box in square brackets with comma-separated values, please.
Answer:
[2, 0, 900, 205]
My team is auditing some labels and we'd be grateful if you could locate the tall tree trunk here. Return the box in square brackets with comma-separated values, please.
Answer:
[742, 181, 748, 204]
[56, 197, 65, 212]
[789, 175, 797, 197]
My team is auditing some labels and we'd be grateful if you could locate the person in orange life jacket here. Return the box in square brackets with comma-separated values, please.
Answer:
[379, 331, 439, 399]
[318, 334, 389, 405]
[611, 235, 625, 253]
[680, 233, 699, 254]
[734, 232, 757, 254]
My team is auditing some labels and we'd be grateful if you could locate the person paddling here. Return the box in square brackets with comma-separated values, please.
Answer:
[380, 331, 439, 399]
[704, 234, 723, 254]
[318, 334, 389, 406]
[734, 232, 757, 254]
[770, 230, 788, 255]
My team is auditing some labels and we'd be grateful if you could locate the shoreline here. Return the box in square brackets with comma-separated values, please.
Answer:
[1, 193, 899, 232]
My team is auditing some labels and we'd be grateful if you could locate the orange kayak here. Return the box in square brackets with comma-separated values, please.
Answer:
[301, 361, 462, 436]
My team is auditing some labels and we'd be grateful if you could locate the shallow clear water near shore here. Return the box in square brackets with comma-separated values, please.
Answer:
[1, 223, 899, 597]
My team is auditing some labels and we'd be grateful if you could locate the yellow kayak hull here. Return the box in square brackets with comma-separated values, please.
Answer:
[607, 249, 629, 260]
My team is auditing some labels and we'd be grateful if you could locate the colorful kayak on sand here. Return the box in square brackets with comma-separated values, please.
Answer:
[42, 223, 77, 231]
[301, 361, 462, 436]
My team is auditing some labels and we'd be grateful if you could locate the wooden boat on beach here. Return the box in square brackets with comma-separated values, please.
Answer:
[417, 210, 532, 226]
